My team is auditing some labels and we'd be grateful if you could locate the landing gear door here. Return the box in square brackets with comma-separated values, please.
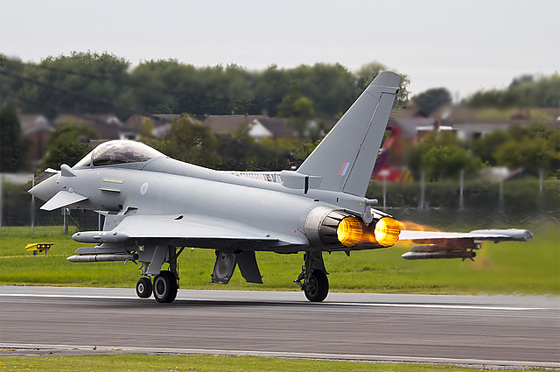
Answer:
[212, 250, 238, 284]
[237, 251, 263, 284]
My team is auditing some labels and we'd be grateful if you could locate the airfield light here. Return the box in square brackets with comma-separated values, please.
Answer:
[374, 217, 400, 247]
[337, 217, 363, 247]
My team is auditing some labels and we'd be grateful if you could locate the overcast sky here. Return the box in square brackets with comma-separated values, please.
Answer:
[1, 0, 558, 100]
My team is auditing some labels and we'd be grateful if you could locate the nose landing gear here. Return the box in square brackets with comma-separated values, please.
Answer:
[294, 251, 329, 302]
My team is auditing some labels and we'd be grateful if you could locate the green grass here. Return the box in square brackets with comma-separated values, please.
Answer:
[0, 354, 544, 372]
[0, 223, 558, 295]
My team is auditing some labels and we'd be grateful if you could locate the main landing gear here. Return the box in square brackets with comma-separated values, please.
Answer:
[135, 271, 178, 303]
[135, 245, 182, 303]
[294, 251, 329, 302]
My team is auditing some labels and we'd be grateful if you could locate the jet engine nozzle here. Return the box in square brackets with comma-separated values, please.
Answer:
[374, 217, 400, 247]
[304, 207, 401, 249]
[304, 206, 360, 248]
[336, 216, 363, 247]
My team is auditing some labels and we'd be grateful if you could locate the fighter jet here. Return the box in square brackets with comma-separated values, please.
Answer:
[29, 71, 532, 303]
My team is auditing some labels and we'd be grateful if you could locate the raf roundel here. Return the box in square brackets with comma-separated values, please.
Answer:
[140, 182, 149, 195]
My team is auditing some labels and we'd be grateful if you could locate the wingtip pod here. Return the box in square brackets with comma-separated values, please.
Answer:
[469, 229, 533, 242]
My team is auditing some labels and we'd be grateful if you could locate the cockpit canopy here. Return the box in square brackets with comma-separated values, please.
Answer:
[74, 140, 164, 168]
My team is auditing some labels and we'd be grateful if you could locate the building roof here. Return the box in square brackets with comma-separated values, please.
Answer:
[18, 114, 54, 136]
[389, 117, 437, 138]
[53, 114, 123, 140]
[204, 115, 267, 133]
[254, 118, 295, 138]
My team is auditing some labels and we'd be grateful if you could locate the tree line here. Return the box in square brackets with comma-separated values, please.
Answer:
[466, 73, 560, 108]
[0, 52, 409, 120]
[1, 51, 558, 178]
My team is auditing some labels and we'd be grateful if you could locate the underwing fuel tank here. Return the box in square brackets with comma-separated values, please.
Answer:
[402, 251, 476, 260]
[401, 244, 479, 260]
[66, 254, 138, 263]
[72, 231, 130, 243]
[303, 206, 400, 249]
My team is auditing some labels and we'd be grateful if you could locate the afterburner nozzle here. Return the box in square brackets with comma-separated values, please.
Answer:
[374, 217, 400, 247]
[337, 216, 363, 247]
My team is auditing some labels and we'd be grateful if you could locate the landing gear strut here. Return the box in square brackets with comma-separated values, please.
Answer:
[294, 251, 329, 302]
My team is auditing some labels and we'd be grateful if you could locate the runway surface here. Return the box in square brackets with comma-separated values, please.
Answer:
[1, 286, 559, 368]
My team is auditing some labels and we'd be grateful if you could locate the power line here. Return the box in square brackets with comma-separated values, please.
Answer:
[0, 69, 157, 119]
[5, 59, 255, 108]
[1, 73, 295, 171]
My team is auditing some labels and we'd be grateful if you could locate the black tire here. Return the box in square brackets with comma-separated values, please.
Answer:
[153, 271, 178, 303]
[304, 270, 329, 302]
[136, 277, 152, 298]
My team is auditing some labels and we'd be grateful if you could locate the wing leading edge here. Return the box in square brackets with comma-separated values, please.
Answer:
[72, 214, 307, 250]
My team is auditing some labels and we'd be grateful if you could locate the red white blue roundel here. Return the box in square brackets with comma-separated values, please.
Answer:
[140, 182, 149, 195]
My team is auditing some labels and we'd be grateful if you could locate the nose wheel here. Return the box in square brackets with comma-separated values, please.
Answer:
[304, 270, 329, 302]
[294, 251, 329, 302]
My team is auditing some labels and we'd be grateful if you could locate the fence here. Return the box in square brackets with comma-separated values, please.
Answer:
[367, 173, 558, 228]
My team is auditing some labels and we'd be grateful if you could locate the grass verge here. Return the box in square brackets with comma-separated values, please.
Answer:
[0, 354, 543, 372]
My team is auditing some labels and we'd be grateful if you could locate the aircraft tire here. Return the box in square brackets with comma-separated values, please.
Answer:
[304, 270, 328, 302]
[153, 271, 178, 303]
[136, 277, 152, 298]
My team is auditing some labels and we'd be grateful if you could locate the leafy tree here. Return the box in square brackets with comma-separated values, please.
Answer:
[407, 132, 482, 180]
[40, 124, 100, 170]
[412, 88, 452, 116]
[0, 104, 28, 172]
[467, 73, 560, 108]
[252, 64, 291, 117]
[494, 136, 549, 173]
[355, 62, 410, 108]
[2, 52, 130, 118]
[286, 63, 355, 116]
[0, 56, 27, 108]
[492, 125, 560, 175]
[2, 52, 415, 119]
[276, 80, 316, 138]
[471, 129, 510, 166]
[149, 115, 222, 168]
[471, 124, 560, 176]
[288, 97, 315, 138]
[139, 117, 156, 139]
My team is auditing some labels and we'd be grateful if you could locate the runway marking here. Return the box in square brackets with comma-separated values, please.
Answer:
[0, 342, 558, 369]
[328, 301, 544, 311]
[0, 293, 548, 311]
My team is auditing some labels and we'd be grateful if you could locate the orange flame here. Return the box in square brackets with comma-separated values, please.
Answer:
[398, 220, 440, 232]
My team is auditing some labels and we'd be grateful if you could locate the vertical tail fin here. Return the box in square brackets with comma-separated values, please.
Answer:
[296, 71, 401, 197]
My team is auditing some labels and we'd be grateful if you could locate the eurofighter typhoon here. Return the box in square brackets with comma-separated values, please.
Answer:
[29, 72, 532, 303]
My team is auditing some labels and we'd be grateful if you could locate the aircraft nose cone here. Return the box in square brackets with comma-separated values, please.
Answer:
[29, 174, 58, 201]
